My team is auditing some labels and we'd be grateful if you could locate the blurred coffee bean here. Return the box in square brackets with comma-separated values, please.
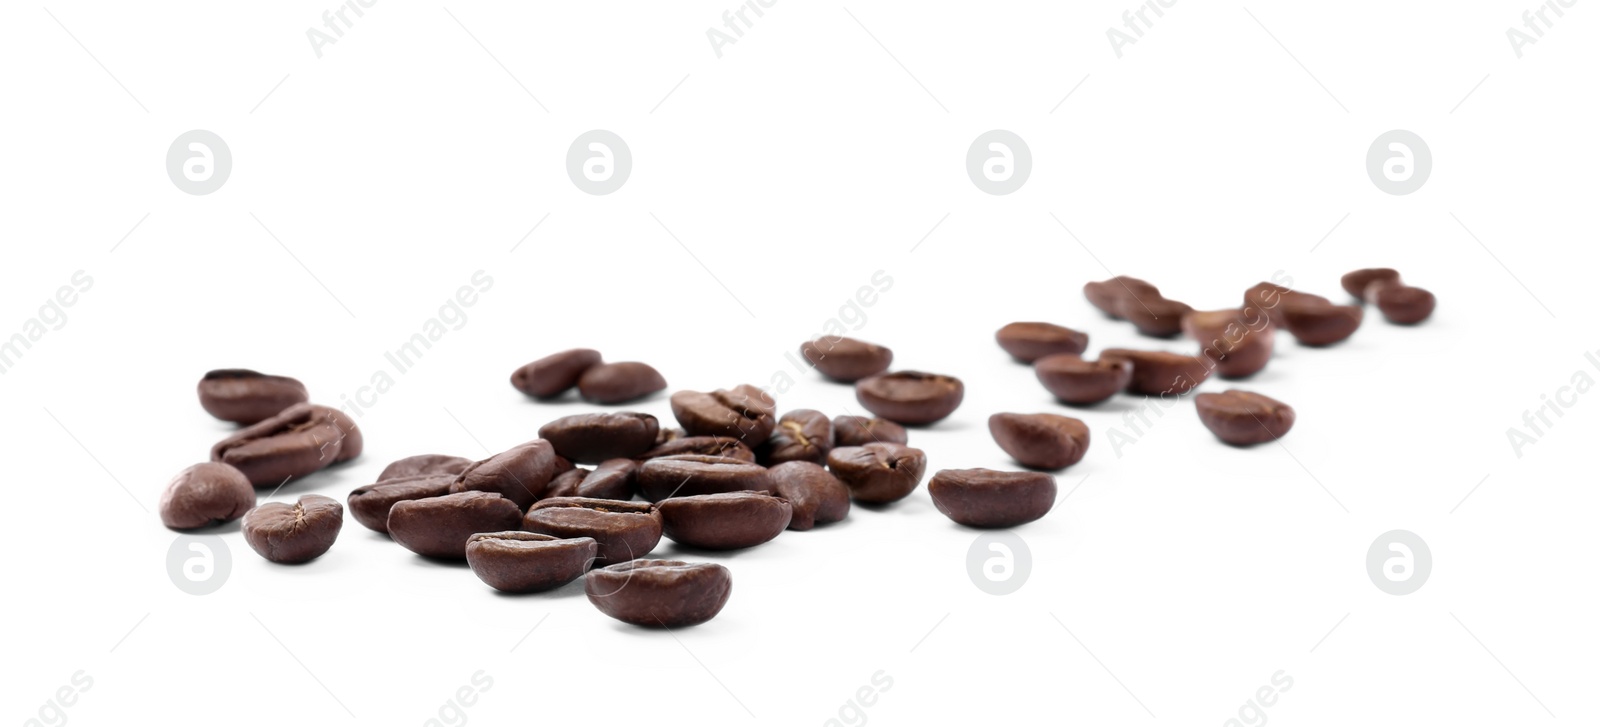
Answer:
[577, 361, 667, 404]
[197, 369, 308, 425]
[1099, 349, 1212, 395]
[1281, 300, 1363, 346]
[1194, 390, 1296, 445]
[242, 495, 342, 564]
[995, 322, 1089, 363]
[1084, 276, 1161, 318]
[1033, 354, 1133, 405]
[1183, 308, 1275, 379]
[929, 469, 1057, 528]
[1367, 282, 1436, 325]
[854, 371, 964, 425]
[800, 336, 894, 382]
[1242, 281, 1328, 328]
[1119, 296, 1193, 338]
[1340, 268, 1400, 299]
[987, 413, 1089, 470]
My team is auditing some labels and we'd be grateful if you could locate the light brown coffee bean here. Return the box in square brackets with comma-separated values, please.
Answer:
[799, 336, 894, 382]
[1033, 354, 1133, 405]
[1194, 390, 1295, 445]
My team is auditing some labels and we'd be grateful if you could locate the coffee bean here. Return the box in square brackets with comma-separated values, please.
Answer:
[577, 361, 667, 404]
[159, 462, 256, 530]
[1099, 349, 1212, 395]
[670, 385, 776, 443]
[1340, 268, 1400, 299]
[450, 439, 557, 509]
[831, 415, 909, 447]
[1183, 308, 1276, 379]
[1084, 276, 1160, 318]
[197, 369, 309, 425]
[511, 348, 603, 398]
[1033, 354, 1134, 405]
[767, 461, 850, 530]
[657, 491, 792, 550]
[523, 497, 663, 566]
[638, 436, 756, 463]
[1243, 282, 1327, 328]
[585, 559, 732, 628]
[995, 322, 1089, 363]
[757, 409, 832, 465]
[826, 443, 927, 504]
[347, 473, 455, 533]
[1194, 390, 1295, 445]
[210, 403, 363, 486]
[799, 336, 894, 382]
[928, 469, 1056, 528]
[242, 494, 343, 564]
[552, 455, 576, 474]
[655, 427, 687, 445]
[636, 455, 771, 502]
[544, 467, 589, 499]
[854, 371, 964, 425]
[465, 531, 598, 594]
[545, 458, 637, 501]
[538, 412, 659, 463]
[376, 454, 473, 481]
[387, 491, 523, 559]
[1280, 299, 1363, 346]
[1366, 282, 1435, 325]
[1120, 296, 1193, 338]
[987, 413, 1089, 470]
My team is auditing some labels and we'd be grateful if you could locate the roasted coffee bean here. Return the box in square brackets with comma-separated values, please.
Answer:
[987, 413, 1089, 470]
[1340, 268, 1400, 299]
[1194, 390, 1295, 445]
[210, 403, 363, 486]
[523, 497, 663, 566]
[450, 439, 557, 509]
[159, 462, 256, 530]
[1280, 299, 1363, 346]
[799, 336, 894, 382]
[1099, 348, 1211, 396]
[1183, 308, 1275, 379]
[831, 415, 909, 447]
[657, 492, 792, 550]
[1242, 281, 1327, 328]
[854, 371, 964, 425]
[767, 461, 850, 530]
[994, 322, 1089, 363]
[556, 458, 637, 501]
[1033, 354, 1134, 405]
[552, 455, 576, 474]
[387, 491, 523, 559]
[655, 427, 687, 445]
[636, 455, 771, 502]
[465, 532, 598, 594]
[242, 495, 343, 564]
[377, 454, 474, 481]
[757, 409, 832, 466]
[1366, 282, 1436, 325]
[510, 348, 602, 398]
[197, 369, 309, 425]
[539, 412, 659, 463]
[670, 385, 776, 443]
[638, 436, 757, 463]
[543, 467, 590, 500]
[1119, 296, 1193, 338]
[928, 469, 1057, 528]
[577, 361, 667, 404]
[1084, 276, 1161, 318]
[585, 560, 732, 628]
[347, 474, 455, 533]
[826, 443, 927, 504]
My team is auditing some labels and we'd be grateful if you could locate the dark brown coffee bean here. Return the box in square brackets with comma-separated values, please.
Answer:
[1099, 349, 1212, 396]
[799, 336, 894, 382]
[387, 491, 523, 559]
[450, 439, 557, 509]
[638, 436, 757, 463]
[1242, 282, 1327, 328]
[831, 415, 909, 447]
[242, 495, 342, 564]
[159, 462, 256, 530]
[657, 491, 792, 550]
[510, 348, 602, 398]
[670, 385, 776, 443]
[1084, 276, 1160, 318]
[577, 361, 666, 404]
[995, 322, 1089, 363]
[523, 497, 663, 566]
[655, 427, 687, 445]
[543, 467, 590, 500]
[538, 412, 659, 463]
[376, 454, 473, 482]
[1033, 354, 1134, 405]
[636, 455, 771, 502]
[826, 443, 927, 504]
[1280, 300, 1363, 346]
[210, 403, 363, 486]
[767, 461, 850, 530]
[1366, 282, 1436, 325]
[928, 469, 1057, 528]
[566, 458, 637, 501]
[585, 560, 731, 628]
[1183, 308, 1276, 379]
[465, 532, 598, 594]
[1194, 390, 1295, 445]
[987, 413, 1089, 470]
[347, 474, 455, 533]
[854, 371, 964, 425]
[552, 455, 575, 474]
[1340, 268, 1400, 299]
[197, 369, 309, 425]
[1119, 296, 1193, 338]
[757, 409, 832, 466]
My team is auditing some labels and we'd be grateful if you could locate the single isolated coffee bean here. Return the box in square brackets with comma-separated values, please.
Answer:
[523, 497, 663, 566]
[1084, 276, 1161, 319]
[465, 532, 598, 594]
[159, 462, 256, 530]
[757, 409, 833, 466]
[832, 415, 909, 447]
[636, 455, 771, 502]
[347, 473, 455, 534]
[539, 412, 659, 463]
[827, 443, 927, 504]
[577, 361, 667, 404]
[995, 322, 1089, 363]
[1033, 354, 1134, 405]
[1242, 281, 1327, 328]
[545, 458, 637, 501]
[637, 436, 756, 463]
[1099, 349, 1212, 396]
[1280, 299, 1363, 346]
[657, 492, 792, 550]
[1119, 296, 1193, 338]
[1194, 390, 1295, 445]
[1340, 268, 1401, 299]
[670, 385, 777, 443]
[988, 413, 1089, 470]
[387, 491, 523, 560]
[450, 439, 557, 509]
[242, 495, 343, 564]
[767, 461, 850, 530]
[1183, 308, 1276, 379]
[377, 454, 473, 481]
[197, 369, 309, 425]
[855, 371, 964, 425]
[928, 469, 1057, 529]
[585, 560, 732, 628]
[800, 336, 894, 382]
[211, 403, 363, 486]
[1366, 282, 1436, 325]
[511, 348, 603, 398]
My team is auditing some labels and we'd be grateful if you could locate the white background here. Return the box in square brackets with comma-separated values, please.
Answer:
[2, 2, 1596, 725]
